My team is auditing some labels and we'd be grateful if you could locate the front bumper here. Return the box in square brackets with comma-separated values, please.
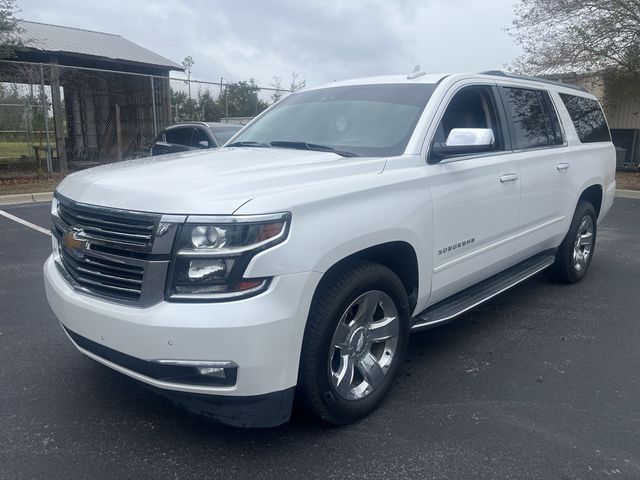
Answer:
[44, 254, 320, 403]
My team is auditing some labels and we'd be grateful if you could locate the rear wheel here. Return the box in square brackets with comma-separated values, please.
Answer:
[548, 200, 597, 284]
[298, 260, 410, 425]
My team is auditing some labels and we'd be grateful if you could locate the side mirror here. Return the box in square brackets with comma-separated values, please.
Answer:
[431, 128, 495, 161]
[198, 140, 210, 149]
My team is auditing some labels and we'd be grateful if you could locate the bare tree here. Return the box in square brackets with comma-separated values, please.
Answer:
[182, 56, 195, 100]
[271, 75, 283, 103]
[0, 0, 23, 59]
[289, 70, 306, 92]
[508, 0, 640, 79]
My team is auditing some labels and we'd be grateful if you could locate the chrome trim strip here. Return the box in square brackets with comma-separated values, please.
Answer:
[154, 360, 238, 368]
[54, 192, 159, 220]
[434, 216, 565, 273]
[186, 212, 290, 224]
[412, 258, 554, 331]
[160, 214, 188, 223]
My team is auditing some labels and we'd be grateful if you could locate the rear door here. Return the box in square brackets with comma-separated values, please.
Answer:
[497, 85, 574, 257]
[427, 83, 522, 304]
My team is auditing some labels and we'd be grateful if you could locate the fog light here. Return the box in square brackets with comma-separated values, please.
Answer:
[155, 360, 238, 386]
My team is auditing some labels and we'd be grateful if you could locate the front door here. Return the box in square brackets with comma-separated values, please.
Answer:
[427, 84, 521, 304]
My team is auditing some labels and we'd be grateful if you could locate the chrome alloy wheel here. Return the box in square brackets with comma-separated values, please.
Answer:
[328, 290, 400, 401]
[573, 215, 594, 272]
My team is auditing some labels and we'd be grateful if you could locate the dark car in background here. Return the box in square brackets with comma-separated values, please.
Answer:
[150, 122, 242, 156]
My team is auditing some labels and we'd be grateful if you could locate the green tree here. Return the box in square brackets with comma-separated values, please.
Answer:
[509, 0, 640, 79]
[223, 79, 269, 117]
[170, 78, 272, 124]
[198, 90, 223, 122]
[0, 0, 22, 59]
[0, 83, 25, 130]
[171, 88, 198, 121]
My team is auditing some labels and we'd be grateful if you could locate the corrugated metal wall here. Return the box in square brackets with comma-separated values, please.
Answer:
[606, 97, 640, 129]
[565, 73, 640, 129]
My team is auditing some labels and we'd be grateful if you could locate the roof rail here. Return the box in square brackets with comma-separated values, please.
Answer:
[478, 70, 588, 93]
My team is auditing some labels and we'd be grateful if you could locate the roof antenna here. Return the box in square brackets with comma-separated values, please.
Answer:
[407, 65, 426, 80]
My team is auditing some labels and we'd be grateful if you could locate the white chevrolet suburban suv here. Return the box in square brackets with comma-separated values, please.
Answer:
[44, 70, 616, 428]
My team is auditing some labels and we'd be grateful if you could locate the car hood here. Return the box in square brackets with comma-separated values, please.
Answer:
[56, 147, 386, 215]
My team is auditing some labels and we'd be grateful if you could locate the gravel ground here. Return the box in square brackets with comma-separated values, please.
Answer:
[616, 171, 640, 190]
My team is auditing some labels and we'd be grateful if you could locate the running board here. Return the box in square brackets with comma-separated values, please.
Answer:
[411, 252, 556, 332]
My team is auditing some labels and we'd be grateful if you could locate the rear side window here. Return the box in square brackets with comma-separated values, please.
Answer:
[540, 91, 564, 146]
[501, 87, 563, 150]
[165, 127, 193, 146]
[559, 94, 611, 143]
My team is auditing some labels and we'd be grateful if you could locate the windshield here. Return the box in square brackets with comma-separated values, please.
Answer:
[229, 83, 436, 157]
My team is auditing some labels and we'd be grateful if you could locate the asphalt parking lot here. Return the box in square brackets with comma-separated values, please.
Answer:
[1, 199, 639, 479]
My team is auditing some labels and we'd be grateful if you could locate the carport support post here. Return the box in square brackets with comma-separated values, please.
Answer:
[49, 59, 68, 173]
[39, 64, 53, 174]
[150, 76, 158, 139]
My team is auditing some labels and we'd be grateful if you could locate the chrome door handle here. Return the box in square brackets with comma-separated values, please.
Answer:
[556, 162, 571, 171]
[499, 173, 519, 183]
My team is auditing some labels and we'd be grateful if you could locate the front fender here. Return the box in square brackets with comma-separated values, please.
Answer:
[243, 170, 434, 313]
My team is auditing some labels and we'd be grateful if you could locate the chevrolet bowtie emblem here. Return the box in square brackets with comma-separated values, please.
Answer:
[62, 228, 89, 259]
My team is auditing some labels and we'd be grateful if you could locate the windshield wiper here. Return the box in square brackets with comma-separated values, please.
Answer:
[226, 141, 271, 148]
[270, 140, 359, 157]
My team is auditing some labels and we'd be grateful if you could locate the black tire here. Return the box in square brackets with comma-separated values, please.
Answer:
[297, 260, 410, 425]
[547, 200, 597, 284]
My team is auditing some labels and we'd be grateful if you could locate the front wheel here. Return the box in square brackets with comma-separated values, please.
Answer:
[297, 260, 410, 425]
[548, 200, 597, 284]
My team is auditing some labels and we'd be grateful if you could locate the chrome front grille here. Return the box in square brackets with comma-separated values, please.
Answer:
[52, 194, 180, 307]
[56, 197, 156, 252]
[58, 247, 144, 302]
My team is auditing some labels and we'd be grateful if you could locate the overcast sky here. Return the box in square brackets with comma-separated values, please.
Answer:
[16, 0, 521, 89]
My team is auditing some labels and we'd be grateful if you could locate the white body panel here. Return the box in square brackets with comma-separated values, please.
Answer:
[427, 153, 521, 304]
[44, 71, 616, 405]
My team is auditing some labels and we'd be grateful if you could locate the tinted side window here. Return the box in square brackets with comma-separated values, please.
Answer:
[213, 127, 241, 146]
[559, 94, 611, 143]
[501, 87, 550, 150]
[430, 85, 504, 161]
[192, 128, 211, 147]
[539, 91, 564, 146]
[165, 127, 193, 146]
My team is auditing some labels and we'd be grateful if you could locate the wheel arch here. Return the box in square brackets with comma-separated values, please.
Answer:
[314, 240, 420, 314]
[578, 183, 603, 218]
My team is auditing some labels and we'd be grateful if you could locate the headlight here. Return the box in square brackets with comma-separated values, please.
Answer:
[167, 213, 290, 301]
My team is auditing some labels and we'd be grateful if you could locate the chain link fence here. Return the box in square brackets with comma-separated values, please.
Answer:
[0, 60, 289, 180]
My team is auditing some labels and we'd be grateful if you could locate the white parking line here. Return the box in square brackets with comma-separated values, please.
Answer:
[0, 209, 51, 236]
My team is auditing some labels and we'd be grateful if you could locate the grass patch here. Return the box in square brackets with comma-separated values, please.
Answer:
[0, 141, 33, 159]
